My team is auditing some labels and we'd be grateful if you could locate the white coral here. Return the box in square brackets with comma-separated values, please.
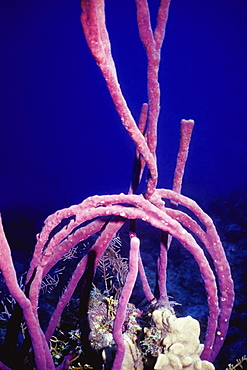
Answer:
[149, 308, 215, 370]
[121, 333, 144, 370]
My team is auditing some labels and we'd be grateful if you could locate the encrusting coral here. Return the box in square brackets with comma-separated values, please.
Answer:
[150, 308, 214, 370]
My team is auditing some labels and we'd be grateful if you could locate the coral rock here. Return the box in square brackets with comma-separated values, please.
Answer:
[150, 308, 215, 370]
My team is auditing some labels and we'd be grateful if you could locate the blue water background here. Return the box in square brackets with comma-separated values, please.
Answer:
[0, 0, 246, 249]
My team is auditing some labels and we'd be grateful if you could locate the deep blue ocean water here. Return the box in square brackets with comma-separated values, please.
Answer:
[1, 0, 246, 244]
[0, 1, 246, 368]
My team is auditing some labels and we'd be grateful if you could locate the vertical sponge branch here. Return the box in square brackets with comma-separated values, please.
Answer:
[112, 234, 140, 370]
